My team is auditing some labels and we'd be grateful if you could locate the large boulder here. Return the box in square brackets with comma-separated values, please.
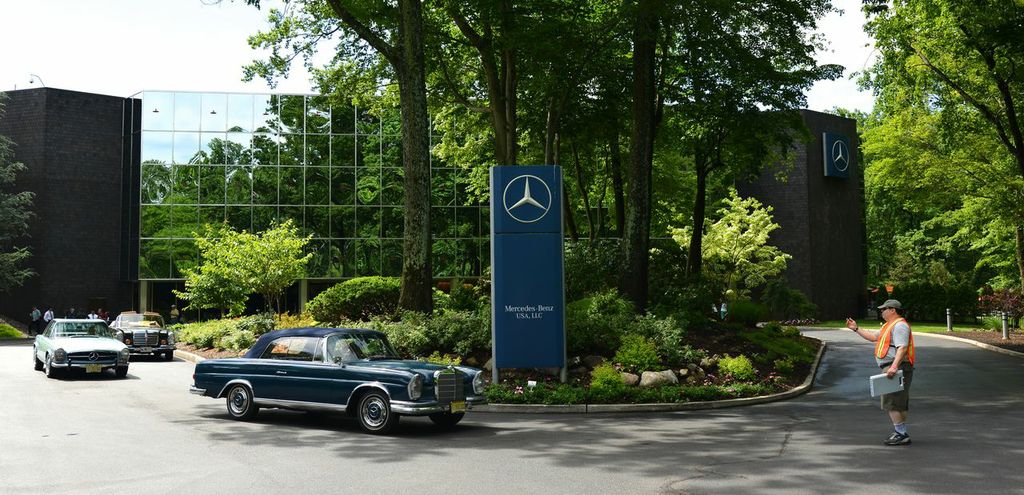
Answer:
[582, 355, 606, 369]
[621, 372, 640, 387]
[640, 370, 679, 388]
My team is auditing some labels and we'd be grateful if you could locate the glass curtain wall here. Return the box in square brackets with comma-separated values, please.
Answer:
[134, 91, 487, 282]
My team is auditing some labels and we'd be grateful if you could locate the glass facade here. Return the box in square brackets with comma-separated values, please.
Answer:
[131, 91, 487, 282]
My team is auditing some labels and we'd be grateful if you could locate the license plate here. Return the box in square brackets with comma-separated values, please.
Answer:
[450, 400, 466, 413]
[85, 364, 103, 373]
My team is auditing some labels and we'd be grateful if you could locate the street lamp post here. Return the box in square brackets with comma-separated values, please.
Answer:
[29, 74, 46, 87]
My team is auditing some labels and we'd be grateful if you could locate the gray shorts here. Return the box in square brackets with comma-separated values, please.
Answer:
[880, 363, 913, 412]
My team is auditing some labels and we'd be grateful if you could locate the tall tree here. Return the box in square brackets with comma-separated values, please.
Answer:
[0, 95, 34, 292]
[864, 0, 1024, 292]
[244, 0, 434, 312]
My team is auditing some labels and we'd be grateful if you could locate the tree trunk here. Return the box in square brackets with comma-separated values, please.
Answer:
[396, 0, 433, 313]
[608, 128, 625, 238]
[686, 159, 707, 277]
[571, 142, 595, 240]
[619, 0, 659, 311]
[1016, 224, 1024, 295]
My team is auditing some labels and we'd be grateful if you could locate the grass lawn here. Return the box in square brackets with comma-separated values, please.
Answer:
[810, 320, 988, 334]
[0, 323, 24, 339]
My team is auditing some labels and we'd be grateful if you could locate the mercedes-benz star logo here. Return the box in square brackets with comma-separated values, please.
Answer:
[832, 140, 849, 172]
[88, 352, 98, 361]
[502, 174, 552, 224]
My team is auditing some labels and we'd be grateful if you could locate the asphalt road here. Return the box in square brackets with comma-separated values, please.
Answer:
[1, 330, 1022, 495]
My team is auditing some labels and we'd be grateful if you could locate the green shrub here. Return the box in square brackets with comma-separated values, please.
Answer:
[484, 382, 588, 405]
[613, 334, 663, 373]
[275, 311, 318, 329]
[726, 299, 768, 326]
[566, 290, 635, 356]
[366, 312, 430, 358]
[892, 281, 978, 321]
[773, 356, 796, 378]
[564, 239, 622, 301]
[236, 313, 275, 336]
[425, 307, 491, 357]
[628, 314, 686, 366]
[742, 327, 816, 365]
[589, 363, 627, 402]
[307, 276, 401, 323]
[0, 323, 22, 339]
[176, 319, 235, 349]
[717, 354, 757, 381]
[762, 279, 818, 320]
[447, 279, 484, 312]
[980, 316, 1001, 331]
[220, 329, 256, 352]
[679, 344, 709, 365]
[421, 351, 461, 366]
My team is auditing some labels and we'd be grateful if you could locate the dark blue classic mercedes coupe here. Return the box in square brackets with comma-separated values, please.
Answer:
[190, 327, 487, 434]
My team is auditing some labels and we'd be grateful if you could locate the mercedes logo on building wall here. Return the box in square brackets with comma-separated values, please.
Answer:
[502, 174, 553, 224]
[832, 139, 849, 172]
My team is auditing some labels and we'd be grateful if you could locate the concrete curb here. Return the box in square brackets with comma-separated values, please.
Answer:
[474, 337, 827, 414]
[0, 338, 32, 347]
[174, 349, 206, 364]
[914, 331, 1024, 359]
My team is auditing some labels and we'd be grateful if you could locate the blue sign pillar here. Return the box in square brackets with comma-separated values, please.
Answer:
[490, 166, 566, 383]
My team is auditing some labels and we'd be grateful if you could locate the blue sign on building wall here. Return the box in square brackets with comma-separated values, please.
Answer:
[490, 166, 566, 374]
[823, 132, 852, 179]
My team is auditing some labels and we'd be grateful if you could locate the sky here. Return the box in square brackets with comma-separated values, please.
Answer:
[0, 0, 876, 112]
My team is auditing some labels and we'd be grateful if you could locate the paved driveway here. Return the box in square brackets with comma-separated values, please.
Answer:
[0, 330, 1021, 494]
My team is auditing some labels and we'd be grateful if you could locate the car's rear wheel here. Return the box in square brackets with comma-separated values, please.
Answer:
[115, 366, 129, 378]
[357, 391, 398, 434]
[428, 412, 465, 428]
[33, 348, 43, 371]
[225, 384, 259, 420]
[163, 351, 174, 361]
[44, 355, 60, 379]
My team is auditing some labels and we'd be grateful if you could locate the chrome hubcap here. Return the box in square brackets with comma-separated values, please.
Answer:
[362, 397, 387, 428]
[229, 388, 249, 415]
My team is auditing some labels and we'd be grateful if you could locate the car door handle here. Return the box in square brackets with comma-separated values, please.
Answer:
[276, 371, 288, 375]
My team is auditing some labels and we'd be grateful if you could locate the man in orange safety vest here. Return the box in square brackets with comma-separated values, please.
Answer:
[846, 298, 915, 446]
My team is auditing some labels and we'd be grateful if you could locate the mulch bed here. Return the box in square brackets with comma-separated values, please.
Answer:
[176, 343, 245, 360]
[943, 330, 1024, 353]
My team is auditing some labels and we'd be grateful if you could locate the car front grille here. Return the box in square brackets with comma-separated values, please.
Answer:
[435, 371, 466, 404]
[132, 331, 159, 346]
[68, 351, 118, 365]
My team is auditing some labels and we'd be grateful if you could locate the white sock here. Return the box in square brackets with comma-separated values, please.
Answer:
[894, 423, 907, 435]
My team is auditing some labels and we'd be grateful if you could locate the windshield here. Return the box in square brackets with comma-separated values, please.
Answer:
[325, 333, 399, 364]
[53, 322, 114, 338]
[120, 314, 164, 327]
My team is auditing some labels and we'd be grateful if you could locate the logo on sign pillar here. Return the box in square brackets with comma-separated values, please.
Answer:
[502, 175, 552, 224]
[832, 140, 849, 172]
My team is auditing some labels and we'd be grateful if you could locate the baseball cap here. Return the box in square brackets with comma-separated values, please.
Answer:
[877, 299, 902, 310]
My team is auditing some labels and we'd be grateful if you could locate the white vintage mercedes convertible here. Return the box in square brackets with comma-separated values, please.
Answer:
[33, 319, 130, 379]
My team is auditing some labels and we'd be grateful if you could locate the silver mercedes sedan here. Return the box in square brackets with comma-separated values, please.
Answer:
[33, 319, 130, 379]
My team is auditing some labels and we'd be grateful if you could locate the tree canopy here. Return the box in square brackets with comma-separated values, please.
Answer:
[0, 95, 34, 293]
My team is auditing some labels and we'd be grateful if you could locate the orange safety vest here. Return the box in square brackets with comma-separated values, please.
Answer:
[875, 317, 915, 365]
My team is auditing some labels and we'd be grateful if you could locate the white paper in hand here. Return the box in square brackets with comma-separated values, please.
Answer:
[869, 369, 904, 397]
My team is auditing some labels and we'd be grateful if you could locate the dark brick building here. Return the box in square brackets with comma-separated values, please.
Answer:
[740, 109, 865, 319]
[0, 88, 134, 321]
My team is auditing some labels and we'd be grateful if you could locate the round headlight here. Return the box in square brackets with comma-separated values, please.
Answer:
[473, 371, 485, 395]
[167, 332, 176, 345]
[114, 331, 123, 340]
[53, 348, 67, 363]
[119, 348, 130, 362]
[408, 374, 423, 400]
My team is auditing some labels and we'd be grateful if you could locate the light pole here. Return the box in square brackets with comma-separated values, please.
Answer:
[29, 74, 45, 87]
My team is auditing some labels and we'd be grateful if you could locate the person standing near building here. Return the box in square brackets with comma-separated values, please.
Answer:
[43, 307, 54, 327]
[29, 306, 41, 336]
[169, 305, 180, 324]
[846, 299, 915, 446]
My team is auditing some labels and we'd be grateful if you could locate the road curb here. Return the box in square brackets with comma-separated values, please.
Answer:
[914, 331, 1024, 359]
[474, 337, 827, 414]
[174, 349, 205, 364]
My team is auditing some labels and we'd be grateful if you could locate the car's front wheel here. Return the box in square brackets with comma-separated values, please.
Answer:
[357, 391, 398, 434]
[44, 355, 60, 379]
[115, 366, 129, 378]
[225, 384, 259, 420]
[428, 412, 465, 428]
[163, 351, 174, 361]
[33, 348, 43, 371]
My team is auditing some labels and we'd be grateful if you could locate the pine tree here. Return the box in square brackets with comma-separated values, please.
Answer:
[0, 94, 35, 292]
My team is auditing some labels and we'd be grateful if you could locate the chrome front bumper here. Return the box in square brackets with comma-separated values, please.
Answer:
[189, 385, 207, 396]
[127, 345, 176, 354]
[390, 395, 487, 415]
